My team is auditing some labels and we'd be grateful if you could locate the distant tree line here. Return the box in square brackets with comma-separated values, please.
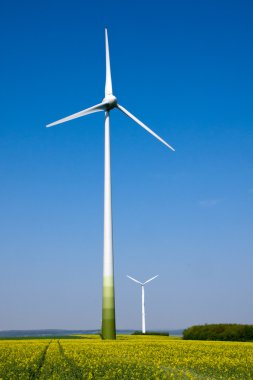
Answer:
[183, 324, 253, 342]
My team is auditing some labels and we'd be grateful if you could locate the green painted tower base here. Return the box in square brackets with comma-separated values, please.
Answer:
[101, 276, 116, 339]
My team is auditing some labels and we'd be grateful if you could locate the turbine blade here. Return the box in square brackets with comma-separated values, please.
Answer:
[144, 275, 159, 285]
[105, 28, 113, 96]
[127, 275, 143, 285]
[117, 104, 175, 151]
[46, 102, 107, 128]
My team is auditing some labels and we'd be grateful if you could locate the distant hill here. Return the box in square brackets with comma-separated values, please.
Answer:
[169, 329, 183, 336]
[0, 329, 99, 338]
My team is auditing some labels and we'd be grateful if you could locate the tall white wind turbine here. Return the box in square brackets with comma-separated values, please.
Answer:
[46, 29, 174, 340]
[127, 275, 159, 334]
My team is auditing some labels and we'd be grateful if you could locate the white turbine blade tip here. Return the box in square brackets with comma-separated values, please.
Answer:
[117, 104, 175, 152]
[46, 102, 106, 128]
[105, 28, 113, 96]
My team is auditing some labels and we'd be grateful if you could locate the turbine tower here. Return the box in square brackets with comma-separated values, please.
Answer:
[46, 29, 174, 340]
[127, 275, 159, 334]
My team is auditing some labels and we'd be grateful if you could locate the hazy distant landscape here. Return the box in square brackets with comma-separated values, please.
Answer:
[0, 329, 183, 338]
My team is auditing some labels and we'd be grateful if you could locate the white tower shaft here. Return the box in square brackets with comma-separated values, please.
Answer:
[104, 112, 113, 278]
[102, 111, 116, 339]
[142, 285, 146, 334]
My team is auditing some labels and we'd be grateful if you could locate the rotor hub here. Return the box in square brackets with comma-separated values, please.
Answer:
[103, 95, 117, 110]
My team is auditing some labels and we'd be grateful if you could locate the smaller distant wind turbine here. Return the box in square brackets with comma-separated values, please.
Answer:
[127, 275, 158, 334]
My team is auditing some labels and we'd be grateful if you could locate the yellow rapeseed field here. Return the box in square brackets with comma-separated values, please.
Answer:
[0, 335, 252, 379]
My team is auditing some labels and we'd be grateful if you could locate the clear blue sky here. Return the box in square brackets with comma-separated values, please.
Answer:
[0, 0, 252, 330]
